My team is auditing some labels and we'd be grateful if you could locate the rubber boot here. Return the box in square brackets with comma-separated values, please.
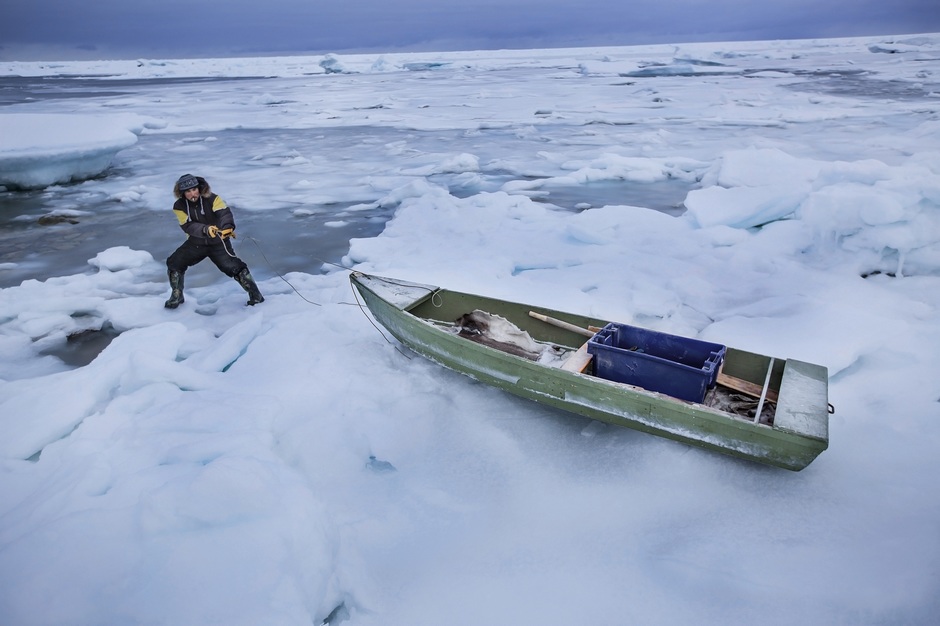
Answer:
[164, 270, 185, 309]
[235, 268, 264, 306]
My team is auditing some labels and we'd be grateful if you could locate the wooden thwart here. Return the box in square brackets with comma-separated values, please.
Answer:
[716, 371, 779, 403]
[561, 341, 593, 373]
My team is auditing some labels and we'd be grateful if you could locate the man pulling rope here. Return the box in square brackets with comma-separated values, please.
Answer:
[164, 174, 264, 309]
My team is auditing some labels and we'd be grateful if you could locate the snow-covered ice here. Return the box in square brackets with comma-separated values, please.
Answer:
[1, 34, 939, 625]
[0, 113, 152, 189]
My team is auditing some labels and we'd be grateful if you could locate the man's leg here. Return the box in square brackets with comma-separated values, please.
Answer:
[208, 242, 264, 306]
[165, 240, 207, 309]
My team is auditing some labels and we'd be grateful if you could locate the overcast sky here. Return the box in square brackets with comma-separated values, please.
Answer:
[2, 0, 938, 61]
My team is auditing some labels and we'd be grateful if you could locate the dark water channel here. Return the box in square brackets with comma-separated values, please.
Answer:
[1, 125, 693, 289]
[0, 189, 392, 289]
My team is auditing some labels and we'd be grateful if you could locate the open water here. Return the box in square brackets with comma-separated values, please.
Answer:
[0, 74, 694, 289]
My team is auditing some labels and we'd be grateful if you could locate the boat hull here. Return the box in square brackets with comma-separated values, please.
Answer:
[351, 273, 829, 471]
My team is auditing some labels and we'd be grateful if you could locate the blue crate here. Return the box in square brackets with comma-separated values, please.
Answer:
[587, 322, 726, 403]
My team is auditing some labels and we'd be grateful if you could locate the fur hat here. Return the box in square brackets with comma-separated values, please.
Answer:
[173, 174, 210, 199]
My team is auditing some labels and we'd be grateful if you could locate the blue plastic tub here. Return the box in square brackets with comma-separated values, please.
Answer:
[587, 322, 726, 403]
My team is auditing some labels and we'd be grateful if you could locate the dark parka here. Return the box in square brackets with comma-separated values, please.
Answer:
[164, 174, 264, 308]
[171, 176, 236, 240]
[166, 176, 247, 278]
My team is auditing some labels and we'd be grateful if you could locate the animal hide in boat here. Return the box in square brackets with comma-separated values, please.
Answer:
[454, 310, 543, 360]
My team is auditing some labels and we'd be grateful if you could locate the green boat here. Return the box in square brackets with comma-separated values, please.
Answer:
[351, 272, 830, 471]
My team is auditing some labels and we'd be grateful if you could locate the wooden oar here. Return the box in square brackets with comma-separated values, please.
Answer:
[528, 311, 598, 373]
[528, 311, 598, 337]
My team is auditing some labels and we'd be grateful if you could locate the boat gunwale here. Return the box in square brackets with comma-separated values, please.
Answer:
[351, 272, 828, 470]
